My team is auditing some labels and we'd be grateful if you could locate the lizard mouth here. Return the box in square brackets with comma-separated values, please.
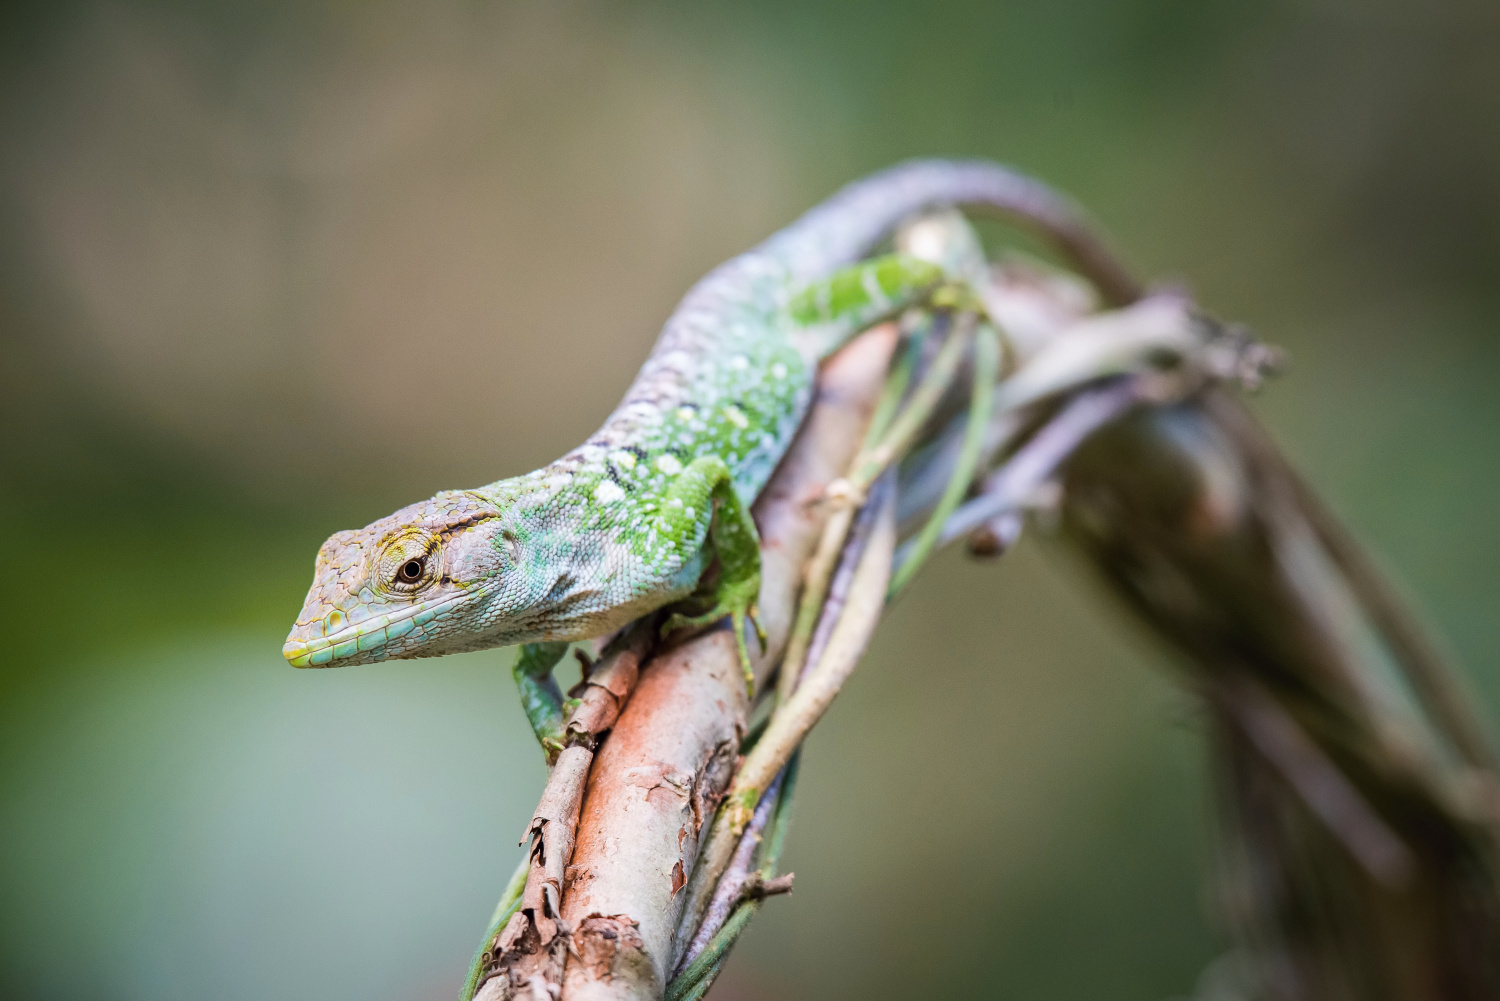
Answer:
[282, 591, 470, 668]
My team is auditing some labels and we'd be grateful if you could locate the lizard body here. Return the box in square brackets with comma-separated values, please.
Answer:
[283, 160, 1120, 671]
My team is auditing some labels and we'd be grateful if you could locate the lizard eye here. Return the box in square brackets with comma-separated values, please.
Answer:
[375, 530, 439, 595]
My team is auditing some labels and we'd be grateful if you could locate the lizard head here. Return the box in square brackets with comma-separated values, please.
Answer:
[282, 489, 521, 668]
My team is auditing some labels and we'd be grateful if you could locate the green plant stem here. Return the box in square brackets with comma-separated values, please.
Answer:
[888, 322, 1000, 598]
[849, 314, 975, 489]
[862, 325, 923, 451]
[667, 753, 800, 1001]
[667, 904, 756, 1001]
[678, 959, 726, 1001]
[460, 853, 530, 1000]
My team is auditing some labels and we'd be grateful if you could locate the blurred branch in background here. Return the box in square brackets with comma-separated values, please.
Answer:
[1062, 391, 1500, 1000]
[457, 185, 1500, 1001]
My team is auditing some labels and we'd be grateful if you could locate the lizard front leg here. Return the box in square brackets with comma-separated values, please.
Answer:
[657, 456, 764, 692]
[513, 641, 569, 763]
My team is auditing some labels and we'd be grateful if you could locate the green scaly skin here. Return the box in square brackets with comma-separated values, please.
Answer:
[282, 160, 1100, 684]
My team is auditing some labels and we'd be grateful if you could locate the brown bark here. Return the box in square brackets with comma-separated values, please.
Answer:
[475, 629, 657, 1000]
[558, 629, 744, 1001]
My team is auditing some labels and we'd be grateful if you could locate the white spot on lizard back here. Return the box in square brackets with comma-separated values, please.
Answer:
[655, 454, 683, 475]
[594, 481, 626, 504]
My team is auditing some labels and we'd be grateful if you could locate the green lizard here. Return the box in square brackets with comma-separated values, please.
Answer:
[283, 160, 1128, 692]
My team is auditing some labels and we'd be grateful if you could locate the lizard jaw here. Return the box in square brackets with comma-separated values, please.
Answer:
[282, 591, 472, 668]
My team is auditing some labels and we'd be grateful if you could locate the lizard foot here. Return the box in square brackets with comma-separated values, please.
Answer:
[662, 585, 764, 696]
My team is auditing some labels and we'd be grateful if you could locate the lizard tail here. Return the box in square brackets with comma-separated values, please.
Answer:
[767, 159, 1142, 308]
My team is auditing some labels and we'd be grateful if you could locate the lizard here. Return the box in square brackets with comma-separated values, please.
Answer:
[282, 159, 1136, 696]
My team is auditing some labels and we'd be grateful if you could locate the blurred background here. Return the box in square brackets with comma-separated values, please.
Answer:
[1, 1, 1497, 998]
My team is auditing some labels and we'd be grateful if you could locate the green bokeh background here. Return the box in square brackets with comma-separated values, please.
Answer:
[2, 2, 1496, 999]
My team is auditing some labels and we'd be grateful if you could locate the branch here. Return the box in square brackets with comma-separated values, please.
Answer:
[474, 627, 655, 999]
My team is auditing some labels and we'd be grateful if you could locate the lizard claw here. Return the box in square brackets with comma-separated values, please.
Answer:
[748, 602, 768, 648]
[661, 598, 761, 698]
[731, 608, 756, 698]
[661, 609, 713, 638]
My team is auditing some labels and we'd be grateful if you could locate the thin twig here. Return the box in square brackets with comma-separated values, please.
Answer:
[1206, 392, 1500, 774]
[802, 475, 892, 690]
[988, 295, 1198, 415]
[480, 744, 591, 995]
[668, 753, 802, 1000]
[775, 497, 858, 706]
[562, 622, 653, 749]
[735, 492, 894, 820]
[1307, 486, 1500, 771]
[463, 855, 531, 1001]
[940, 377, 1144, 545]
[675, 770, 786, 973]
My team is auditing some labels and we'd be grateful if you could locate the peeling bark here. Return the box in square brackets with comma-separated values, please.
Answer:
[559, 629, 745, 1001]
[477, 629, 655, 999]
[484, 743, 590, 997]
[567, 634, 649, 745]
